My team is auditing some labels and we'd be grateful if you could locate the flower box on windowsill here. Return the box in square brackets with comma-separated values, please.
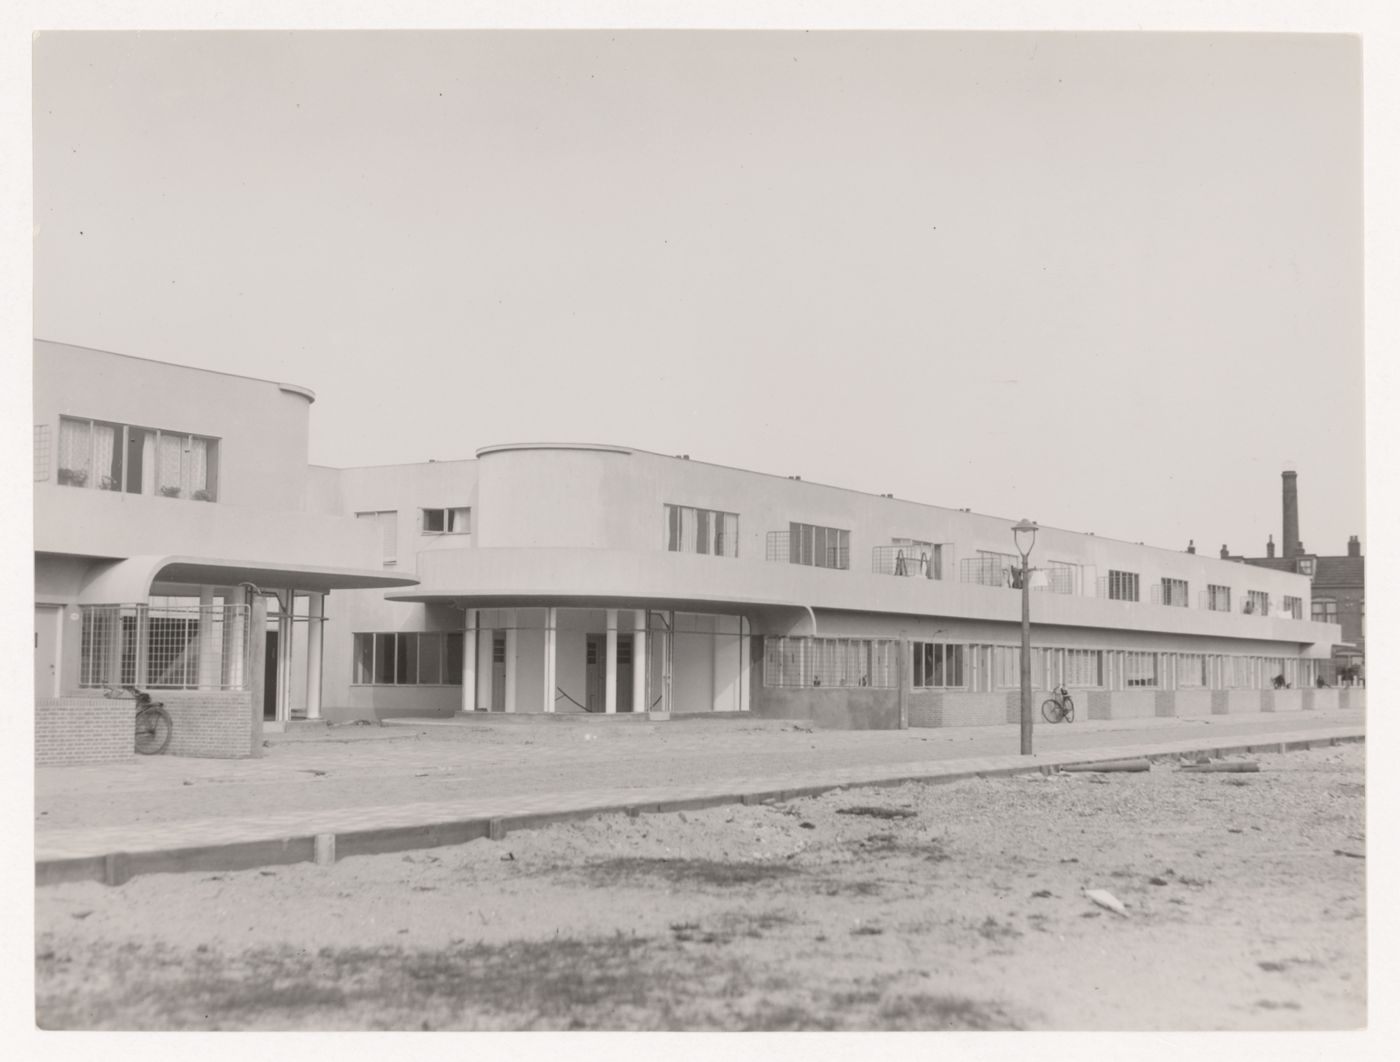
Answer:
[57, 467, 88, 487]
[191, 489, 214, 502]
[159, 486, 183, 499]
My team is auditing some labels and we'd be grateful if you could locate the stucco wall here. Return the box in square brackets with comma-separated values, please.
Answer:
[752, 687, 901, 729]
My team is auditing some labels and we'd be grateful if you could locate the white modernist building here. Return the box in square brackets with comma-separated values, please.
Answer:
[34, 341, 1352, 760]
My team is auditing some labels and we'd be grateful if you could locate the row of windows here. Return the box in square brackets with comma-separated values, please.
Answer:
[352, 631, 465, 685]
[55, 416, 219, 501]
[846, 640, 1320, 692]
[763, 636, 896, 688]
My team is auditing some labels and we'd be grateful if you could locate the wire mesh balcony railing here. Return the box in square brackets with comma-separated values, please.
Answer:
[765, 530, 850, 570]
[960, 555, 1016, 588]
[871, 545, 945, 579]
[78, 602, 251, 690]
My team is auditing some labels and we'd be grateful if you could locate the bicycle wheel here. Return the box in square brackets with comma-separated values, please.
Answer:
[1041, 698, 1065, 724]
[135, 706, 172, 755]
[1063, 697, 1075, 723]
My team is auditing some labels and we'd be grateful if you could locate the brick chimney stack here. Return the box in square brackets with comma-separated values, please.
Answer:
[1266, 534, 1275, 559]
[1220, 544, 1230, 559]
[1348, 535, 1361, 557]
[1186, 539, 1196, 554]
[1282, 470, 1300, 559]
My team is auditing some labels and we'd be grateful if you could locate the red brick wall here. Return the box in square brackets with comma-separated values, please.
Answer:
[36, 698, 132, 766]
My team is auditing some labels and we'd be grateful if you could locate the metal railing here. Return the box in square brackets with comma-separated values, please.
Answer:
[79, 602, 251, 690]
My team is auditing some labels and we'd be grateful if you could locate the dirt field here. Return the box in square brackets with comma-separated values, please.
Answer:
[34, 742, 1365, 1031]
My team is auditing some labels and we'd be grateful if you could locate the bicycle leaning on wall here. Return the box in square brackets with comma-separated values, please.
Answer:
[104, 685, 173, 755]
[1040, 684, 1075, 724]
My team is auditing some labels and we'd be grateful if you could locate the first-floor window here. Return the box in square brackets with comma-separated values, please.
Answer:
[1311, 598, 1337, 623]
[1123, 651, 1159, 688]
[763, 636, 894, 688]
[353, 631, 464, 685]
[1063, 649, 1104, 687]
[1176, 653, 1207, 688]
[1245, 590, 1269, 616]
[1207, 584, 1232, 612]
[1281, 596, 1303, 620]
[913, 642, 965, 688]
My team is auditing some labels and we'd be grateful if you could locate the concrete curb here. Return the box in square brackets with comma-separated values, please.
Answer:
[35, 730, 1364, 888]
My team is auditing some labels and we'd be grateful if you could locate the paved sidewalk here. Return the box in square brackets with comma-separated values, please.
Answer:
[35, 710, 1363, 882]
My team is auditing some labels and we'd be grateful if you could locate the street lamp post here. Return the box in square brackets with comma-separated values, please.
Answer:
[1012, 519, 1039, 756]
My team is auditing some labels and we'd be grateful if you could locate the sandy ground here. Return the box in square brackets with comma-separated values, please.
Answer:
[34, 742, 1364, 1031]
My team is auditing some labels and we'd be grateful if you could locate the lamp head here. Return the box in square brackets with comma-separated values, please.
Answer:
[1012, 518, 1039, 557]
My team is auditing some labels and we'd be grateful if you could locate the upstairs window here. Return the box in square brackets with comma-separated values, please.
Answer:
[356, 510, 398, 566]
[666, 504, 739, 557]
[1281, 595, 1303, 620]
[1244, 590, 1270, 616]
[422, 507, 470, 534]
[1107, 570, 1140, 602]
[57, 416, 219, 500]
[1311, 598, 1337, 623]
[1159, 577, 1189, 607]
[789, 523, 850, 569]
[1206, 584, 1232, 612]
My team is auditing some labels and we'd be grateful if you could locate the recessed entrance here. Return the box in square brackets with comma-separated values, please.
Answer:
[585, 634, 634, 712]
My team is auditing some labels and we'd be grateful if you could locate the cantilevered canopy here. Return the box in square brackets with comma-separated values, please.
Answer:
[76, 554, 418, 603]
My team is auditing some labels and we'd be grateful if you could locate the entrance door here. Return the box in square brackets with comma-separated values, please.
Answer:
[585, 634, 633, 712]
[35, 605, 60, 698]
[264, 631, 279, 720]
[490, 635, 506, 712]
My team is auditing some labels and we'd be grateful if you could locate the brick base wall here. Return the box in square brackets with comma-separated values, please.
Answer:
[36, 699, 133, 766]
[160, 691, 260, 758]
[36, 690, 260, 765]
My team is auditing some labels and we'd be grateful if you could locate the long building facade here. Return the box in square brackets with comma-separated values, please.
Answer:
[34, 341, 1355, 761]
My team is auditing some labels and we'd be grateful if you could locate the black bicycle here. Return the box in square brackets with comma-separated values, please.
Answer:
[1041, 684, 1075, 724]
[105, 685, 173, 754]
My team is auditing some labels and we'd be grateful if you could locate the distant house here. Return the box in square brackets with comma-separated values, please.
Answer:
[1221, 471, 1364, 684]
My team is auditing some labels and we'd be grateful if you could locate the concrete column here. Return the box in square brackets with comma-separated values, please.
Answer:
[276, 590, 293, 722]
[632, 610, 647, 714]
[462, 609, 478, 713]
[604, 609, 618, 714]
[222, 587, 247, 689]
[247, 593, 268, 754]
[504, 610, 517, 713]
[305, 592, 324, 719]
[738, 616, 750, 712]
[197, 586, 220, 689]
[480, 627, 495, 710]
[543, 607, 558, 713]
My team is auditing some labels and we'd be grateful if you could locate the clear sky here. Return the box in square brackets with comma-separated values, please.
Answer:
[32, 29, 1364, 557]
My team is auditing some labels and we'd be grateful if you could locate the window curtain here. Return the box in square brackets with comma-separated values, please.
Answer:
[58, 419, 91, 480]
[159, 434, 184, 495]
[185, 436, 208, 496]
[92, 423, 117, 490]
